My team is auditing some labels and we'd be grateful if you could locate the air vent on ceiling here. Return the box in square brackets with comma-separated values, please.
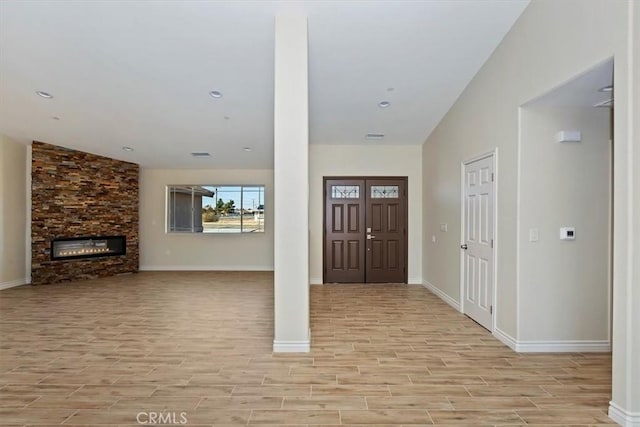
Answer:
[593, 98, 614, 108]
[365, 133, 385, 140]
[191, 152, 211, 157]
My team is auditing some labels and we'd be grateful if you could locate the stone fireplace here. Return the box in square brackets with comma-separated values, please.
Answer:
[31, 142, 139, 285]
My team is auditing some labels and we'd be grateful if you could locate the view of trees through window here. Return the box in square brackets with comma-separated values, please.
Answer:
[167, 185, 265, 233]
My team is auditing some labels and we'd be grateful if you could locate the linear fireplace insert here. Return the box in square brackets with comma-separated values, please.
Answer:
[51, 236, 126, 261]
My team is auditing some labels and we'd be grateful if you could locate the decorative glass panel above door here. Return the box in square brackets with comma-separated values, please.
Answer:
[371, 185, 399, 198]
[331, 185, 360, 199]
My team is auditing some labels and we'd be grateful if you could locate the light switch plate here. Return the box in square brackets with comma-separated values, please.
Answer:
[529, 228, 539, 242]
[440, 223, 448, 232]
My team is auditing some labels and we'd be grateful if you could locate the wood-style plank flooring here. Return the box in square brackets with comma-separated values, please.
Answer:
[0, 272, 613, 426]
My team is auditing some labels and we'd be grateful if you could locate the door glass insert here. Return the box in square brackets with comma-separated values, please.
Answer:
[331, 185, 360, 199]
[370, 185, 399, 199]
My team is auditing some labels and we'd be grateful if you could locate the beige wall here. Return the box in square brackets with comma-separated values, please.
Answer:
[422, 0, 637, 420]
[139, 169, 274, 271]
[629, 0, 640, 414]
[519, 106, 611, 343]
[309, 144, 422, 284]
[422, 0, 627, 338]
[0, 134, 27, 288]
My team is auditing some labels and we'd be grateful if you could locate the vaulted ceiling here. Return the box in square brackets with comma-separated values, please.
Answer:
[0, 0, 529, 168]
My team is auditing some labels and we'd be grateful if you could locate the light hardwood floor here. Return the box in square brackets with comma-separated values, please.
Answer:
[0, 271, 613, 426]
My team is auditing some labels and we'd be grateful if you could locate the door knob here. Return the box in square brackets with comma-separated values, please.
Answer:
[460, 243, 468, 250]
[367, 235, 376, 239]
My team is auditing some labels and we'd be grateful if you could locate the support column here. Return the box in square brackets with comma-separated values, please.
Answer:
[273, 15, 310, 353]
[609, 1, 640, 426]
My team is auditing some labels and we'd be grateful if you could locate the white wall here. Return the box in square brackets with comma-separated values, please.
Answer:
[309, 144, 422, 284]
[610, 0, 640, 422]
[519, 106, 611, 344]
[139, 168, 274, 271]
[0, 134, 27, 289]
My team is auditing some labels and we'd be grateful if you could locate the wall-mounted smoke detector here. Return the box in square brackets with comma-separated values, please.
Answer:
[365, 133, 385, 140]
[191, 152, 211, 157]
[556, 131, 581, 143]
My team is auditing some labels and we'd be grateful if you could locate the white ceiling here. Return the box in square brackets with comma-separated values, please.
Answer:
[0, 0, 529, 169]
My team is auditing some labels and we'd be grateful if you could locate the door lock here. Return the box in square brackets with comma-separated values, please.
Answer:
[460, 243, 468, 250]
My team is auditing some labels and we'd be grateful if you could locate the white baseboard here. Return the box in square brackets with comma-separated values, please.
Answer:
[493, 329, 609, 353]
[139, 265, 274, 272]
[493, 327, 609, 353]
[273, 340, 310, 353]
[408, 277, 422, 285]
[421, 280, 461, 311]
[0, 278, 28, 290]
[493, 327, 517, 351]
[609, 402, 640, 427]
[515, 340, 610, 353]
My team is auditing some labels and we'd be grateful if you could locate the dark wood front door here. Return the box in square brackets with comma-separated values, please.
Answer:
[324, 177, 407, 283]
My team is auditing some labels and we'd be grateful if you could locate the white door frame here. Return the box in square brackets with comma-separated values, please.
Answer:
[460, 148, 498, 332]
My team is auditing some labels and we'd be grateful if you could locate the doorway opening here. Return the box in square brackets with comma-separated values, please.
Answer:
[515, 58, 614, 350]
[323, 177, 408, 283]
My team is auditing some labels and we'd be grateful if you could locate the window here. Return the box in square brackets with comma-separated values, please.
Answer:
[331, 185, 360, 199]
[167, 185, 265, 233]
[370, 185, 399, 199]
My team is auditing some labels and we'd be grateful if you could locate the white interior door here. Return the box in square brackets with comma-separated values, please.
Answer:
[462, 154, 494, 330]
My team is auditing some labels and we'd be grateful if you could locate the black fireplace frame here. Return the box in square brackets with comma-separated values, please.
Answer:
[50, 235, 127, 261]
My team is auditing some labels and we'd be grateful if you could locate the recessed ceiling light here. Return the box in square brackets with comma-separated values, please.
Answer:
[243, 147, 252, 152]
[191, 152, 211, 157]
[598, 85, 613, 92]
[378, 101, 391, 108]
[365, 133, 385, 140]
[209, 90, 223, 98]
[122, 146, 134, 152]
[36, 91, 53, 99]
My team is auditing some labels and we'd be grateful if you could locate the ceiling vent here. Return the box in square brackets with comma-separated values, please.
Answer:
[593, 98, 614, 108]
[365, 133, 385, 140]
[191, 152, 211, 157]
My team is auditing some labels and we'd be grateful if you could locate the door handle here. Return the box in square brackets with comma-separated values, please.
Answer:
[460, 243, 468, 250]
[367, 235, 376, 240]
